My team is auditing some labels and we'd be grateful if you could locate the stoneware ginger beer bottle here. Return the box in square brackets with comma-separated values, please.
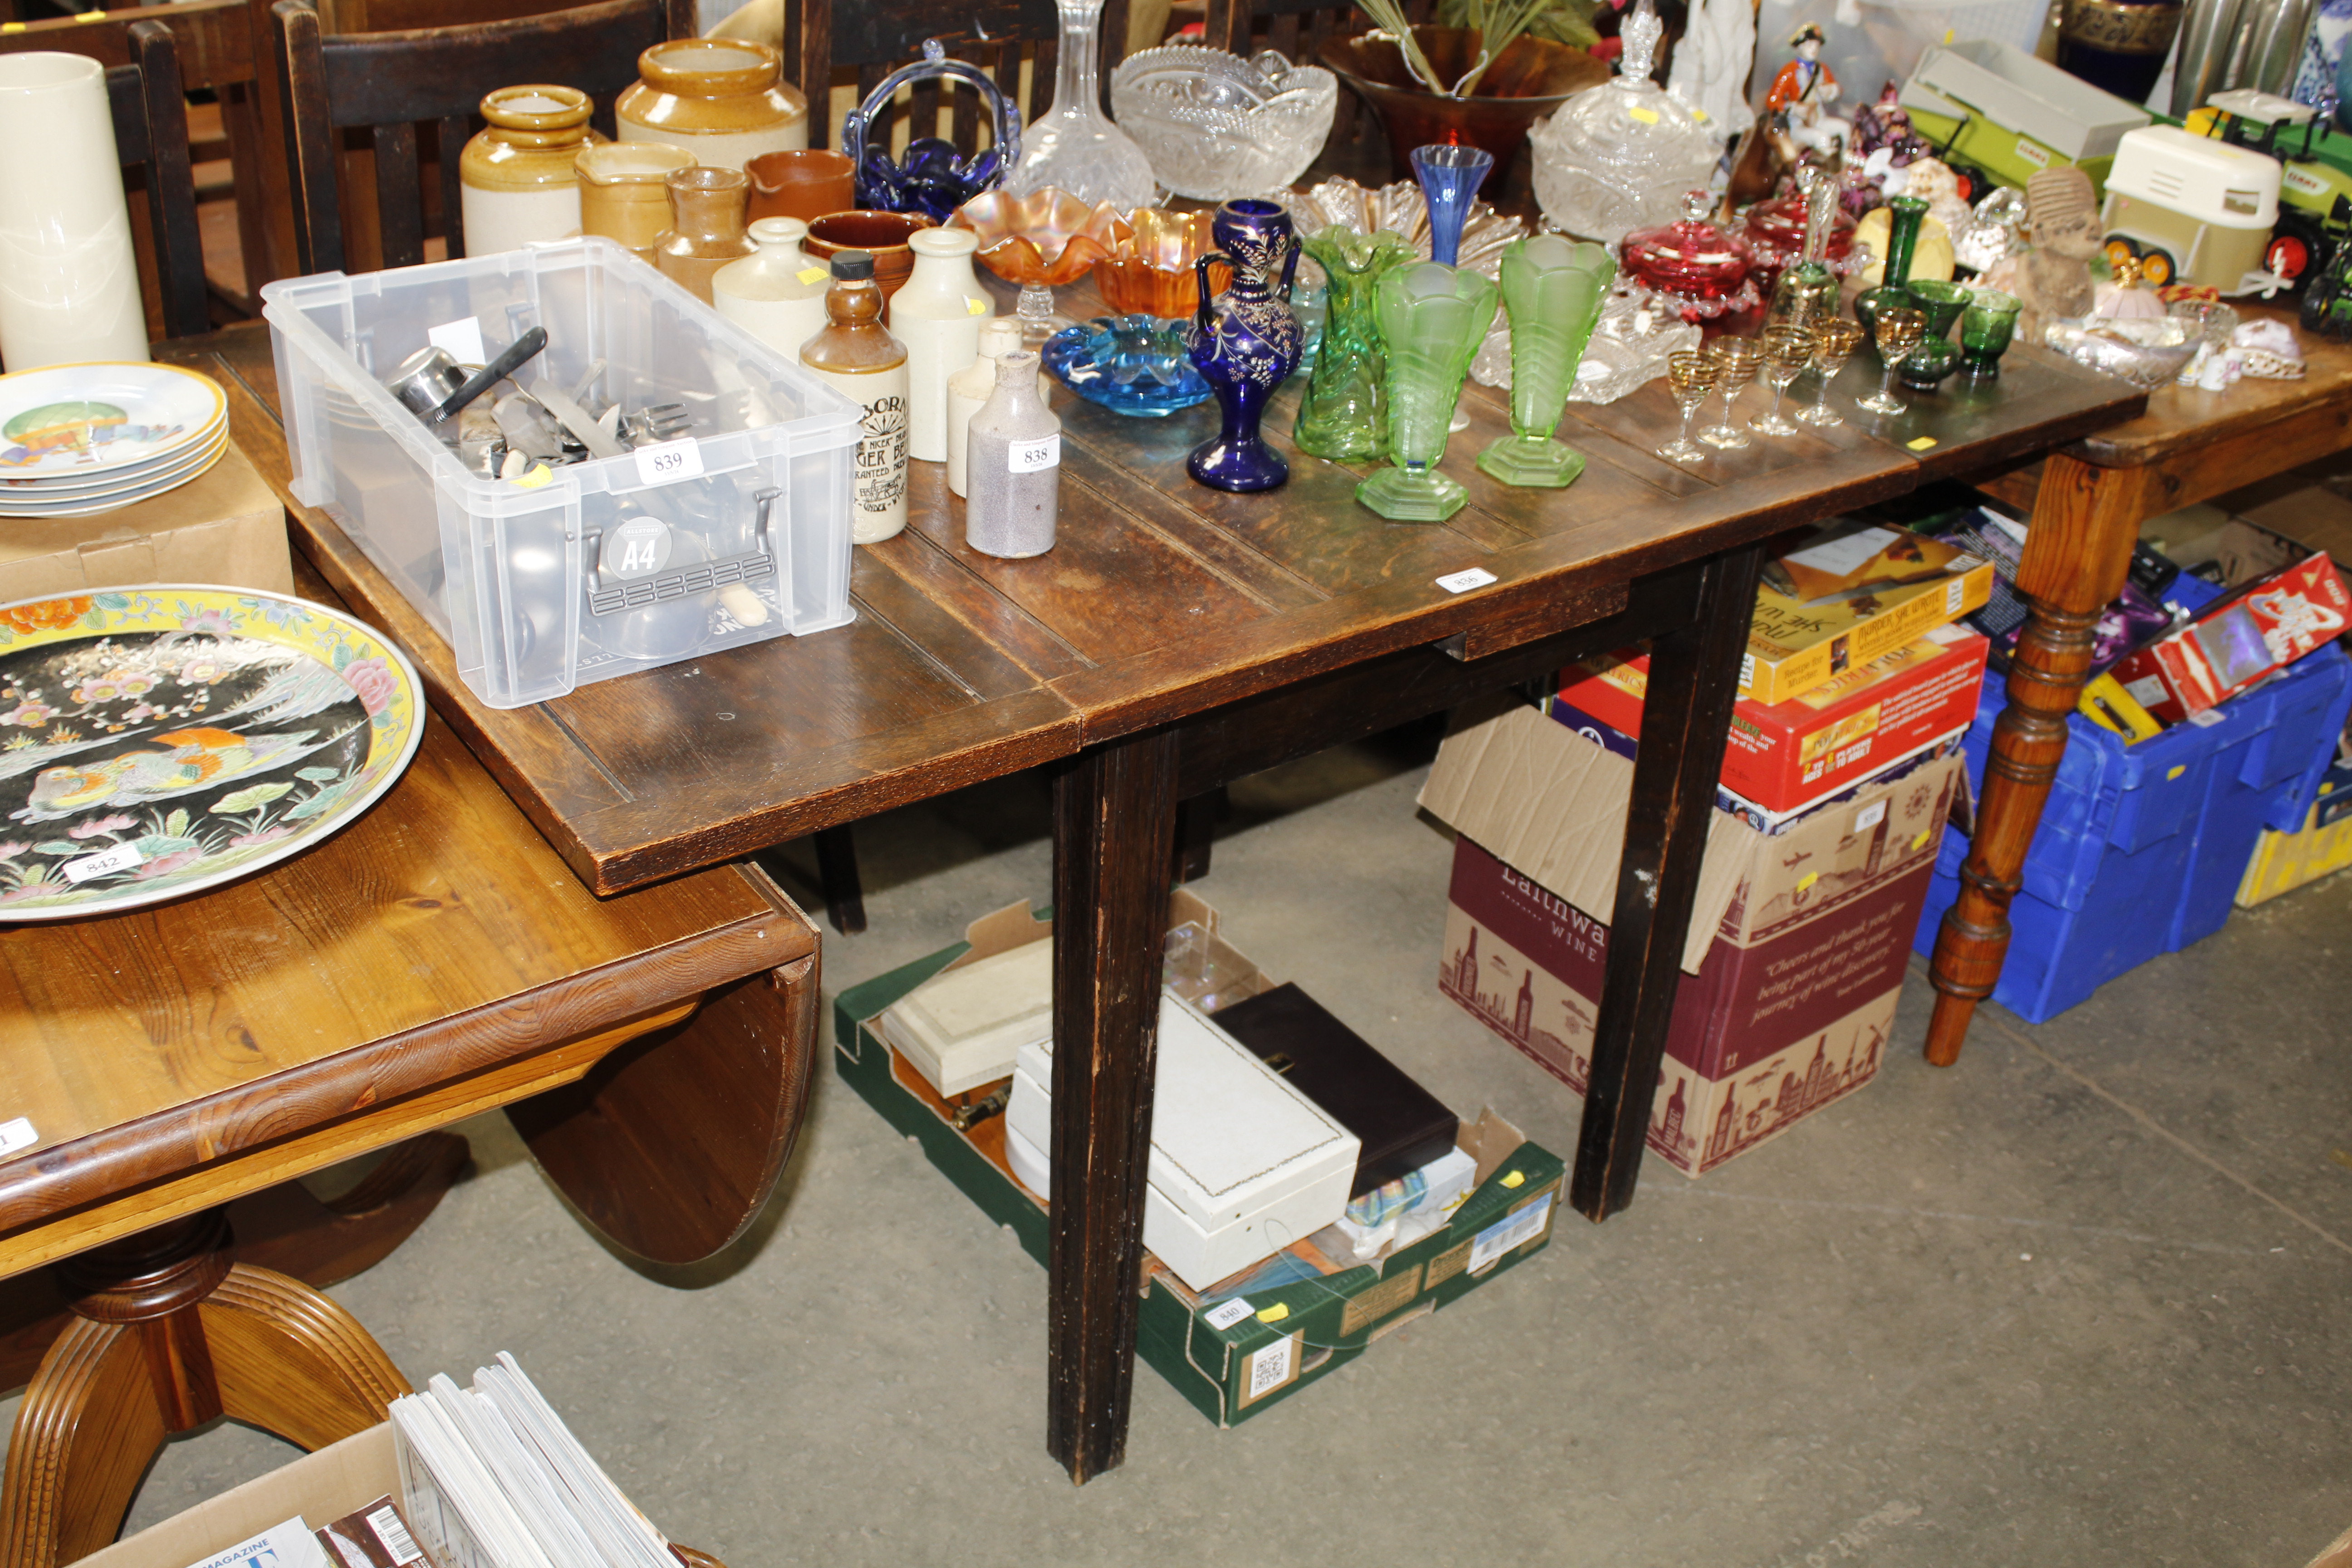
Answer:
[800, 250, 911, 544]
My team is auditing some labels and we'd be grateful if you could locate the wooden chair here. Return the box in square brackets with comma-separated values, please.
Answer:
[0, 4, 244, 331]
[782, 0, 1133, 154]
[1200, 0, 1419, 184]
[272, 0, 694, 274]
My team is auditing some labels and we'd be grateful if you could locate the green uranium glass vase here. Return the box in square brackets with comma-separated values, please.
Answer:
[1294, 225, 1416, 461]
[1357, 260, 1499, 523]
[1476, 234, 1614, 489]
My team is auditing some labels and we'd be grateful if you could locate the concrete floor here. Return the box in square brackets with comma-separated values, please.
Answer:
[14, 726, 2352, 1567]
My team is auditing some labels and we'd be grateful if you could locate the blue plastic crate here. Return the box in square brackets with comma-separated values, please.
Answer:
[1913, 589, 2352, 1022]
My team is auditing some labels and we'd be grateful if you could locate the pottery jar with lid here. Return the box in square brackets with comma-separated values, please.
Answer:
[460, 84, 605, 257]
[577, 140, 696, 262]
[712, 216, 832, 358]
[618, 39, 808, 172]
[656, 164, 757, 304]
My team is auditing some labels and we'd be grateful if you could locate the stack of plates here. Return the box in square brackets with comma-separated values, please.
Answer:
[0, 362, 230, 519]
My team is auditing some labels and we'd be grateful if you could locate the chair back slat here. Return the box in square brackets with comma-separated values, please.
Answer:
[371, 120, 427, 269]
[795, 0, 1130, 152]
[436, 113, 471, 255]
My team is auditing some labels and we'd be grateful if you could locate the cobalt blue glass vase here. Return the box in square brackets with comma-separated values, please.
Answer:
[842, 41, 1023, 222]
[1184, 197, 1303, 492]
[1410, 142, 1493, 267]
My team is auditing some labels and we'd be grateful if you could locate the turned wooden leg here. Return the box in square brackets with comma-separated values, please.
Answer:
[1925, 453, 2149, 1066]
[1570, 545, 1766, 1222]
[1047, 727, 1181, 1485]
[0, 1212, 408, 1568]
[2, 1135, 467, 1397]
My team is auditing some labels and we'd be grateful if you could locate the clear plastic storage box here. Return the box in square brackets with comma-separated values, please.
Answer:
[263, 237, 861, 709]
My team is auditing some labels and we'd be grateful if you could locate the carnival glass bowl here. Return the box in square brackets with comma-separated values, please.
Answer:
[949, 188, 1134, 284]
[1111, 46, 1338, 201]
[1093, 207, 1232, 317]
[1042, 315, 1214, 416]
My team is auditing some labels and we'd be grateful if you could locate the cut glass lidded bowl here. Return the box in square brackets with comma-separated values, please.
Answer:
[1111, 46, 1338, 202]
[1527, 0, 1720, 245]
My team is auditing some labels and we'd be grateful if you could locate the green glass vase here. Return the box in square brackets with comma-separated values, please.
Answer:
[1476, 234, 1614, 489]
[1294, 225, 1416, 461]
[1357, 261, 1499, 523]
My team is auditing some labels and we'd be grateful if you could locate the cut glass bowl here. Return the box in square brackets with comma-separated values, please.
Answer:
[1112, 46, 1338, 202]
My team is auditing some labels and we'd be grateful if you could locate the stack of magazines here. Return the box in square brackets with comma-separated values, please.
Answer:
[389, 1355, 675, 1568]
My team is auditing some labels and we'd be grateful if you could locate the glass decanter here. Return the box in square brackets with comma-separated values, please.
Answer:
[1526, 0, 1721, 245]
[1005, 0, 1157, 211]
[1762, 163, 1844, 333]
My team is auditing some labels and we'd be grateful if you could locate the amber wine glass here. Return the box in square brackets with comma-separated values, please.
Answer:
[1857, 307, 1924, 417]
[1796, 318, 1866, 427]
[1750, 324, 1814, 436]
[1698, 336, 1763, 449]
[1658, 350, 1720, 465]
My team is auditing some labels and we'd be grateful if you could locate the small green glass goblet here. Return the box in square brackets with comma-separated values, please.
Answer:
[1960, 289, 2022, 382]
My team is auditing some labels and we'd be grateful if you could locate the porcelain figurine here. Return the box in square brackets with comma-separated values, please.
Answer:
[1185, 198, 1303, 492]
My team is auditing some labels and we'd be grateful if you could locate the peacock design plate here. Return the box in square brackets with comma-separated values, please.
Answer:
[0, 586, 424, 921]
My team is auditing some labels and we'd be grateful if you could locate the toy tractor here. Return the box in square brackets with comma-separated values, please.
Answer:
[2189, 88, 2352, 289]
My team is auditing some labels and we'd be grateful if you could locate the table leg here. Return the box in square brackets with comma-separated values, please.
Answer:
[1925, 453, 2147, 1066]
[0, 1211, 408, 1568]
[1046, 728, 1181, 1485]
[1569, 544, 1765, 1222]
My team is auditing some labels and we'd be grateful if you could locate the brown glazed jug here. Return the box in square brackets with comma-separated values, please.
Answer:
[654, 165, 756, 304]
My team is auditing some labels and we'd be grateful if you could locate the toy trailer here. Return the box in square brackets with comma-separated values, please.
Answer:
[1900, 39, 2152, 198]
[2193, 88, 2352, 284]
[2101, 124, 2283, 289]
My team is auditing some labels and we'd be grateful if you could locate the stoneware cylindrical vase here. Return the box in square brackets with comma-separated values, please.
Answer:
[655, 165, 756, 305]
[577, 141, 697, 263]
[965, 348, 1062, 558]
[713, 216, 833, 359]
[747, 148, 857, 222]
[890, 227, 990, 464]
[947, 317, 1036, 499]
[460, 84, 603, 258]
[0, 52, 148, 368]
[618, 39, 808, 172]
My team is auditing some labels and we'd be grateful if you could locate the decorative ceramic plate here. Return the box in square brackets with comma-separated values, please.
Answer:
[0, 363, 226, 481]
[0, 435, 230, 516]
[0, 426, 229, 502]
[0, 586, 424, 921]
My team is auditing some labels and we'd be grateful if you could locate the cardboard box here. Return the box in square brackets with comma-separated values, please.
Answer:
[2238, 759, 2352, 906]
[0, 443, 292, 598]
[1421, 704, 1961, 1176]
[831, 892, 1565, 1428]
[2108, 553, 2352, 724]
[1556, 624, 1988, 820]
[1745, 522, 1997, 704]
[79, 1426, 397, 1568]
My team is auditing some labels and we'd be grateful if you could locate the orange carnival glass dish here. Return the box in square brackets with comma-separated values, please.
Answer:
[1092, 208, 1233, 318]
[950, 187, 1133, 342]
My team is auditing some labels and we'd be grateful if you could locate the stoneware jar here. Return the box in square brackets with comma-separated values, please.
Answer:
[946, 316, 1037, 499]
[576, 140, 696, 262]
[965, 348, 1061, 559]
[617, 39, 807, 171]
[460, 85, 603, 257]
[888, 227, 990, 464]
[655, 165, 756, 304]
[712, 216, 833, 358]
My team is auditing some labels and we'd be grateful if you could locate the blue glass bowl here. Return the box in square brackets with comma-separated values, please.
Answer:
[1042, 315, 1213, 416]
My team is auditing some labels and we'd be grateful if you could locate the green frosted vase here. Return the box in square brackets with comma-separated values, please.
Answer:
[1357, 261, 1499, 523]
[1476, 234, 1614, 489]
[1293, 225, 1415, 461]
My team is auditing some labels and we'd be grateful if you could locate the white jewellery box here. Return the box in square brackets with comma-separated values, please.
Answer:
[1004, 994, 1361, 1291]
[879, 941, 1054, 1097]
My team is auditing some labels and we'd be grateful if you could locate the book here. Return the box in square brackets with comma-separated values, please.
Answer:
[1745, 522, 1996, 704]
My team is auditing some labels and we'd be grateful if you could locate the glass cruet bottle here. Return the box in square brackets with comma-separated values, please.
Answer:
[1004, 0, 1156, 210]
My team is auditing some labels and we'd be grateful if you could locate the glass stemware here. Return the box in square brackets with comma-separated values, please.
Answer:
[1698, 336, 1762, 449]
[1657, 349, 1719, 465]
[1960, 289, 2022, 382]
[1795, 318, 1865, 427]
[1857, 307, 1925, 416]
[1750, 325, 1813, 437]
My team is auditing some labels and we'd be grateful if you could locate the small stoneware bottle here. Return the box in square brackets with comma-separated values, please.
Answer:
[617, 38, 808, 169]
[800, 250, 911, 544]
[655, 165, 755, 304]
[460, 84, 603, 257]
[965, 349, 1060, 559]
[946, 318, 1040, 499]
[889, 226, 989, 464]
[713, 216, 832, 358]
